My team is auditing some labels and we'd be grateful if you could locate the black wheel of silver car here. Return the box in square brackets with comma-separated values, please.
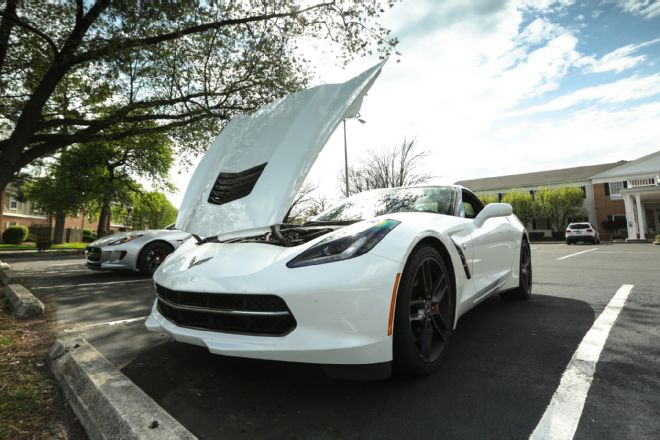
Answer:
[501, 239, 532, 299]
[393, 245, 454, 377]
[138, 241, 173, 276]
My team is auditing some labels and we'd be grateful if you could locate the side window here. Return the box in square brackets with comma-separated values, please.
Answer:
[461, 189, 485, 219]
[463, 202, 475, 218]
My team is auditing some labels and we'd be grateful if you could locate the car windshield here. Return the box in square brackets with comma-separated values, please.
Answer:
[312, 186, 457, 223]
[570, 224, 591, 229]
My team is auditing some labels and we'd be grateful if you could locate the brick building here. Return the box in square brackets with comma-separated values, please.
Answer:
[456, 151, 660, 241]
[0, 183, 123, 242]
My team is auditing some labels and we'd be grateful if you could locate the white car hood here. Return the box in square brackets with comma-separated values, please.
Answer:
[176, 61, 385, 239]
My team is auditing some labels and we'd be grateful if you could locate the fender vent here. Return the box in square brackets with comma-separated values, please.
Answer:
[208, 162, 267, 205]
[450, 239, 471, 280]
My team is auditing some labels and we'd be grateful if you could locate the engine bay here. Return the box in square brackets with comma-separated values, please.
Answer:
[220, 225, 339, 247]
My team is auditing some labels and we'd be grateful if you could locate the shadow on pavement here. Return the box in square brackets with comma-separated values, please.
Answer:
[122, 294, 595, 440]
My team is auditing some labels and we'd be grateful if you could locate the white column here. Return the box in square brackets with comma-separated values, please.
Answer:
[623, 193, 637, 240]
[636, 193, 646, 240]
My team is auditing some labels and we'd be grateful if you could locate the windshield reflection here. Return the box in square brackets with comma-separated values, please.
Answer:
[314, 187, 457, 222]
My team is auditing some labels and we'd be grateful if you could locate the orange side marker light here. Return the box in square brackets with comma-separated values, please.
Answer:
[387, 273, 401, 336]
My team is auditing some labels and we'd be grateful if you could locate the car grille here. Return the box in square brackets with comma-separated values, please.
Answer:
[155, 284, 296, 336]
[85, 246, 102, 262]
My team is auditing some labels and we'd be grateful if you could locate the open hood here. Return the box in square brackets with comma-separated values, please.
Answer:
[176, 61, 385, 238]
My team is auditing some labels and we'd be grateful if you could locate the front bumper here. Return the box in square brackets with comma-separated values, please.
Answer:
[85, 246, 134, 270]
[146, 253, 402, 365]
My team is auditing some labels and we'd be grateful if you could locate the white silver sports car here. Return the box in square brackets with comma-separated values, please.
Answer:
[85, 225, 190, 276]
[145, 62, 531, 378]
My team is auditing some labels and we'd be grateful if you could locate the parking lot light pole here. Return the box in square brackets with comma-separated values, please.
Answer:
[343, 114, 366, 198]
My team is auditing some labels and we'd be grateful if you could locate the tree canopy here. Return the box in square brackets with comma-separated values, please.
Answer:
[113, 191, 177, 230]
[535, 186, 585, 232]
[0, 0, 398, 190]
[24, 131, 174, 238]
[502, 190, 535, 226]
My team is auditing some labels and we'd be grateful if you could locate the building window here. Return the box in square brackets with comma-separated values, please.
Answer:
[9, 195, 18, 210]
[608, 181, 624, 198]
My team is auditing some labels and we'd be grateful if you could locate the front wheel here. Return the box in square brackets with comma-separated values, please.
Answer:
[501, 240, 532, 299]
[393, 245, 454, 377]
[138, 241, 174, 276]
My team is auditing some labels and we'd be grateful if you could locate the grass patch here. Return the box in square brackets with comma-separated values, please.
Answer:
[51, 242, 86, 250]
[0, 295, 84, 439]
[0, 244, 35, 250]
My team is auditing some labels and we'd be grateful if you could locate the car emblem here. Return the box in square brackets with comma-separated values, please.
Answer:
[188, 256, 213, 269]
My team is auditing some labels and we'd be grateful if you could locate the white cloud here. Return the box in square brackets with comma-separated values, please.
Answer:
[508, 73, 660, 115]
[304, 1, 594, 197]
[167, 0, 660, 206]
[518, 17, 564, 44]
[583, 37, 660, 73]
[615, 0, 660, 19]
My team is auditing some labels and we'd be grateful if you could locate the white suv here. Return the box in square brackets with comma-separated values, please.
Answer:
[565, 222, 600, 244]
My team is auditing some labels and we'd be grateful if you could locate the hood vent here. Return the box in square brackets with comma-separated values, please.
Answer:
[208, 162, 267, 205]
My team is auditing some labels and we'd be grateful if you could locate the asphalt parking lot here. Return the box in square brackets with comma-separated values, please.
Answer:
[5, 243, 660, 440]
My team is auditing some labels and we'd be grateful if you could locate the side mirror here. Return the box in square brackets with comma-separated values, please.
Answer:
[473, 203, 513, 227]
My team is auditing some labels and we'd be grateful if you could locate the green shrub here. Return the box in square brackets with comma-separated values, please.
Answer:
[2, 225, 29, 244]
[528, 231, 545, 241]
[26, 233, 38, 243]
[82, 228, 97, 243]
[655, 234, 660, 241]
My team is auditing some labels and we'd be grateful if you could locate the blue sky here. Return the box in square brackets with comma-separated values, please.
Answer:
[169, 0, 660, 207]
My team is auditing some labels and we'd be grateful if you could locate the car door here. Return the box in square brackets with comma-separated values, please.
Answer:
[459, 189, 515, 303]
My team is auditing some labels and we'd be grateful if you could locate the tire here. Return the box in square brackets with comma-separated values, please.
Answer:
[138, 241, 174, 276]
[566, 241, 571, 245]
[501, 240, 532, 300]
[393, 245, 454, 377]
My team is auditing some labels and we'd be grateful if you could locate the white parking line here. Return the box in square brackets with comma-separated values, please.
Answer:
[530, 284, 634, 440]
[556, 248, 599, 260]
[31, 279, 151, 289]
[63, 316, 148, 333]
[593, 251, 658, 254]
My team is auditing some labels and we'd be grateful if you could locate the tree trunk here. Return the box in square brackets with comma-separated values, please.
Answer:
[0, 189, 4, 241]
[97, 199, 111, 237]
[53, 211, 66, 244]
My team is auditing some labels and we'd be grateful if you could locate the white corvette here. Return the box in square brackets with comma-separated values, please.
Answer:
[146, 62, 531, 378]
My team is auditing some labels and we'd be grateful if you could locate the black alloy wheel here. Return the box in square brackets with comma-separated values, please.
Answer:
[501, 239, 532, 299]
[138, 241, 174, 276]
[394, 245, 454, 376]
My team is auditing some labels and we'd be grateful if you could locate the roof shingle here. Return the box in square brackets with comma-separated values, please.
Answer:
[455, 161, 626, 192]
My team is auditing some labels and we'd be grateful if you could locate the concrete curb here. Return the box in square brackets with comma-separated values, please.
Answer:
[3, 283, 45, 318]
[0, 268, 21, 286]
[0, 248, 85, 259]
[49, 337, 198, 440]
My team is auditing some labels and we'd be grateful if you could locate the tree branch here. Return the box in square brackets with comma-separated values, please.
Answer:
[0, 5, 59, 55]
[72, 2, 335, 65]
[0, 0, 18, 73]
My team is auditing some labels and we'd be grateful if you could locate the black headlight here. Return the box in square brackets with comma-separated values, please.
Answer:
[108, 234, 143, 246]
[287, 219, 400, 268]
